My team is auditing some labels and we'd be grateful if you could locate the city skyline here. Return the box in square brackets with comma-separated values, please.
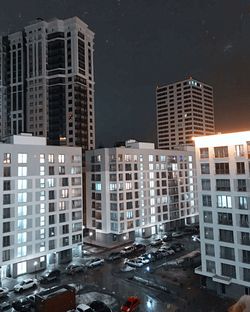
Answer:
[0, 0, 250, 147]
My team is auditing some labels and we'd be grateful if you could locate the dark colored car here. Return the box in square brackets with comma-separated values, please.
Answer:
[0, 302, 11, 312]
[150, 238, 163, 247]
[162, 234, 173, 242]
[90, 300, 112, 312]
[133, 243, 146, 254]
[12, 297, 32, 312]
[170, 243, 184, 252]
[39, 268, 61, 283]
[66, 263, 85, 275]
[106, 252, 122, 261]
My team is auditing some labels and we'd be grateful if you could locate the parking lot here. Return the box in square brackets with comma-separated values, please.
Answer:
[0, 231, 234, 311]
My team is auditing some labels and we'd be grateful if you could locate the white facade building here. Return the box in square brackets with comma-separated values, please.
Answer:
[86, 140, 198, 244]
[194, 131, 250, 298]
[156, 77, 214, 150]
[0, 134, 83, 278]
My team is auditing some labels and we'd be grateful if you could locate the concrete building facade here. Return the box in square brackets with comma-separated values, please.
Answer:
[194, 131, 250, 298]
[85, 140, 198, 244]
[156, 77, 214, 150]
[0, 134, 83, 278]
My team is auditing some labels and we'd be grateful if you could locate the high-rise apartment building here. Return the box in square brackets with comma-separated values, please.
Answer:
[156, 77, 215, 150]
[194, 131, 250, 299]
[0, 133, 83, 278]
[0, 17, 95, 149]
[85, 140, 198, 244]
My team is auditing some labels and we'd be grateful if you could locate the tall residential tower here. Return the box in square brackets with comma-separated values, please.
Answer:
[156, 77, 214, 150]
[0, 17, 95, 149]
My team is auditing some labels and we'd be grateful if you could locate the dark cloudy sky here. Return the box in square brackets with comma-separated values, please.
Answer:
[1, 0, 250, 146]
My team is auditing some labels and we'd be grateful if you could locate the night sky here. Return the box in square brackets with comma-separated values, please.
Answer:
[1, 0, 250, 147]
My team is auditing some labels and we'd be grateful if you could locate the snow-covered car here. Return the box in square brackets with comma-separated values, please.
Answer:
[14, 278, 38, 292]
[124, 258, 144, 268]
[158, 245, 175, 255]
[0, 287, 8, 298]
[171, 231, 184, 238]
[137, 255, 150, 264]
[150, 238, 162, 247]
[120, 245, 135, 256]
[75, 303, 93, 312]
[86, 257, 104, 268]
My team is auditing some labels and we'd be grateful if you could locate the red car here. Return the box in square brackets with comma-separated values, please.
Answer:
[120, 296, 140, 312]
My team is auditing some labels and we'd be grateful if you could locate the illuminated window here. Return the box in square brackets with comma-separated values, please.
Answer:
[40, 178, 45, 188]
[40, 203, 45, 213]
[3, 153, 11, 164]
[48, 154, 54, 163]
[18, 193, 27, 203]
[40, 154, 45, 163]
[58, 154, 65, 163]
[18, 154, 27, 164]
[40, 216, 45, 226]
[18, 206, 27, 217]
[40, 166, 45, 176]
[18, 179, 27, 190]
[17, 246, 27, 257]
[17, 232, 27, 244]
[17, 219, 27, 230]
[18, 167, 27, 176]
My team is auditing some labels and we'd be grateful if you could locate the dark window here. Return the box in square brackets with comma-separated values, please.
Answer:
[215, 163, 229, 174]
[216, 179, 230, 191]
[214, 146, 228, 158]
[237, 162, 245, 174]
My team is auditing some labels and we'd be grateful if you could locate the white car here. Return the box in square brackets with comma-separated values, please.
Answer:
[0, 287, 8, 298]
[125, 258, 144, 268]
[76, 303, 94, 312]
[159, 246, 175, 255]
[86, 257, 104, 268]
[14, 278, 38, 292]
[137, 255, 150, 264]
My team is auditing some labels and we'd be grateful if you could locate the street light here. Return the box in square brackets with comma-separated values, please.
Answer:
[33, 261, 38, 279]
[123, 235, 127, 241]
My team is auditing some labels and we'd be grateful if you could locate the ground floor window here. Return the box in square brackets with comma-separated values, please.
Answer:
[17, 261, 27, 275]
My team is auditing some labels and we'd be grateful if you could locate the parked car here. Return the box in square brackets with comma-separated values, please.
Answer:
[90, 300, 112, 312]
[14, 278, 38, 292]
[124, 258, 144, 268]
[133, 243, 146, 253]
[146, 252, 158, 262]
[76, 303, 94, 312]
[12, 297, 33, 311]
[171, 231, 184, 238]
[150, 238, 162, 247]
[162, 234, 172, 242]
[106, 252, 122, 261]
[0, 301, 11, 312]
[120, 296, 140, 312]
[66, 263, 85, 275]
[137, 255, 150, 264]
[120, 246, 135, 256]
[0, 287, 8, 298]
[39, 268, 61, 283]
[158, 246, 175, 255]
[86, 258, 104, 268]
[170, 243, 184, 252]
